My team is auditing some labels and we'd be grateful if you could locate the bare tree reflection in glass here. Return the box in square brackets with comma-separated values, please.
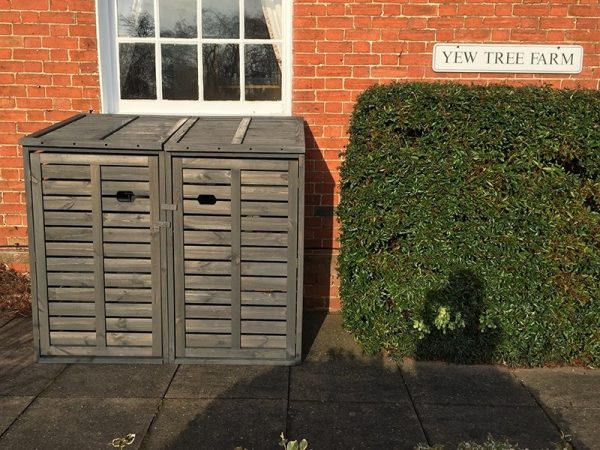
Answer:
[119, 43, 156, 99]
[203, 44, 240, 100]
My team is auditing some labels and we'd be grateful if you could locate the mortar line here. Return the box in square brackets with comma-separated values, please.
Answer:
[510, 371, 576, 449]
[0, 363, 69, 440]
[138, 364, 181, 449]
[398, 365, 432, 447]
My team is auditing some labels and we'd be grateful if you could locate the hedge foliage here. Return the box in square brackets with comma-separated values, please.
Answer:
[337, 82, 600, 366]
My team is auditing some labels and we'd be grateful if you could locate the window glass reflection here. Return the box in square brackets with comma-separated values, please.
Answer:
[159, 0, 197, 38]
[203, 44, 240, 100]
[245, 0, 281, 40]
[162, 44, 199, 100]
[117, 0, 155, 37]
[119, 43, 156, 99]
[202, 0, 239, 39]
[245, 44, 281, 101]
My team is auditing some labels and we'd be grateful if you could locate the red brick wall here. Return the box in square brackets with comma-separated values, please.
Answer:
[1, 0, 599, 310]
[0, 0, 99, 271]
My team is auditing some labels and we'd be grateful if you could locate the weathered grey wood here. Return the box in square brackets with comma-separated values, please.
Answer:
[46, 257, 94, 272]
[43, 180, 92, 195]
[295, 154, 305, 362]
[241, 276, 287, 291]
[50, 331, 96, 346]
[104, 243, 151, 258]
[103, 213, 151, 228]
[103, 228, 151, 243]
[106, 332, 152, 347]
[44, 346, 153, 357]
[241, 291, 287, 306]
[241, 335, 286, 349]
[241, 217, 288, 232]
[184, 246, 232, 260]
[102, 197, 151, 213]
[184, 231, 231, 245]
[241, 186, 288, 201]
[185, 305, 232, 319]
[105, 288, 152, 302]
[183, 199, 231, 215]
[42, 164, 91, 180]
[22, 113, 86, 140]
[186, 319, 231, 333]
[183, 215, 231, 230]
[184, 275, 231, 290]
[231, 117, 252, 144]
[231, 168, 242, 350]
[44, 211, 93, 226]
[241, 201, 289, 217]
[91, 163, 106, 349]
[173, 347, 287, 360]
[49, 302, 95, 316]
[148, 156, 163, 357]
[45, 226, 93, 241]
[105, 303, 153, 317]
[241, 320, 287, 335]
[183, 184, 231, 199]
[49, 317, 95, 331]
[104, 258, 152, 273]
[186, 334, 231, 348]
[172, 157, 186, 358]
[181, 158, 289, 171]
[241, 262, 287, 276]
[286, 160, 299, 359]
[46, 242, 94, 257]
[102, 166, 149, 181]
[184, 261, 230, 275]
[182, 169, 231, 184]
[241, 247, 287, 261]
[241, 171, 288, 186]
[166, 117, 197, 146]
[43, 196, 92, 211]
[241, 306, 286, 320]
[184, 290, 232, 304]
[241, 232, 287, 247]
[48, 287, 95, 302]
[105, 273, 153, 288]
[40, 153, 148, 165]
[101, 181, 149, 195]
[47, 272, 95, 287]
[106, 318, 153, 332]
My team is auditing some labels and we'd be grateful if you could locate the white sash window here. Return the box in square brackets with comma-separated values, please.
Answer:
[96, 0, 291, 115]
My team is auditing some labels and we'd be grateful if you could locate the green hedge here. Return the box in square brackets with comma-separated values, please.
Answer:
[337, 82, 600, 366]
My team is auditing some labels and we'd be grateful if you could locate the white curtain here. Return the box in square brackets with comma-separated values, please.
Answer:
[261, 0, 282, 71]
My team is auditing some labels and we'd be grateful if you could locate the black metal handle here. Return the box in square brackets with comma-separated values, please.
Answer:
[116, 191, 135, 203]
[197, 194, 217, 205]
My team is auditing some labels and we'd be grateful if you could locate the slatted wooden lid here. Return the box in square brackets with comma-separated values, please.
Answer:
[164, 116, 306, 154]
[20, 114, 189, 150]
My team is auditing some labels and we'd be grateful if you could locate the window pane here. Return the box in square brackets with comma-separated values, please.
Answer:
[162, 45, 199, 100]
[117, 0, 155, 37]
[245, 0, 281, 40]
[202, 0, 239, 39]
[245, 44, 281, 101]
[159, 0, 197, 38]
[119, 43, 156, 99]
[203, 44, 240, 100]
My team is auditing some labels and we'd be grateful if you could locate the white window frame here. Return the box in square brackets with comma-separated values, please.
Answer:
[96, 0, 292, 116]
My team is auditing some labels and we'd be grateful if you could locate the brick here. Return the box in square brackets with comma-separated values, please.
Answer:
[402, 4, 438, 16]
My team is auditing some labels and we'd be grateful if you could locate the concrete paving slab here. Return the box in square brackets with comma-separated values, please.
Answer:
[0, 318, 34, 379]
[0, 396, 34, 435]
[417, 404, 561, 449]
[41, 364, 177, 398]
[513, 368, 600, 409]
[166, 365, 288, 399]
[548, 406, 600, 450]
[0, 363, 65, 396]
[287, 400, 427, 450]
[401, 361, 536, 406]
[141, 398, 287, 450]
[0, 314, 14, 328]
[0, 397, 159, 450]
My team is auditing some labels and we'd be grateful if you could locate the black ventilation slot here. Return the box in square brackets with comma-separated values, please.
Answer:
[116, 191, 135, 203]
[197, 194, 217, 205]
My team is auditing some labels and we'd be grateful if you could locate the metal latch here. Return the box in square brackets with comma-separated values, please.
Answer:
[160, 204, 178, 211]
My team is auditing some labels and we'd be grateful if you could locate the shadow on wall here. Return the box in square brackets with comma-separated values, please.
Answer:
[416, 268, 499, 364]
[302, 123, 337, 311]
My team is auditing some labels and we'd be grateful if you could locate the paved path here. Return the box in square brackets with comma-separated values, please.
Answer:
[0, 313, 598, 450]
